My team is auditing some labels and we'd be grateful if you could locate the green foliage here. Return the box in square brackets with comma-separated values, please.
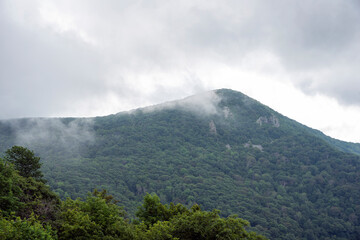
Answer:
[168, 208, 265, 240]
[141, 221, 177, 240]
[16, 175, 60, 221]
[1, 149, 265, 239]
[0, 156, 60, 221]
[0, 89, 360, 239]
[0, 158, 23, 216]
[137, 195, 266, 240]
[136, 193, 188, 227]
[4, 146, 43, 181]
[57, 191, 133, 240]
[0, 214, 56, 240]
[92, 188, 119, 205]
[0, 148, 60, 239]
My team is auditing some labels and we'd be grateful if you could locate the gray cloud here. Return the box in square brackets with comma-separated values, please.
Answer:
[0, 2, 107, 118]
[1, 0, 360, 119]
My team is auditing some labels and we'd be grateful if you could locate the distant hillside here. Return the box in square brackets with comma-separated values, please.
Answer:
[0, 89, 359, 239]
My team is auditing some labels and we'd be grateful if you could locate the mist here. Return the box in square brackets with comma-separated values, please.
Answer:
[140, 90, 223, 117]
[6, 118, 95, 158]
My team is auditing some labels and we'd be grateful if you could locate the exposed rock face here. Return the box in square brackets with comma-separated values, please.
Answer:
[256, 114, 280, 127]
[223, 107, 231, 119]
[256, 117, 267, 126]
[244, 142, 263, 151]
[252, 144, 263, 151]
[209, 120, 217, 135]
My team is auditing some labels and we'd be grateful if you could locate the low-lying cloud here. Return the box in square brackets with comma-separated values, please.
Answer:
[141, 90, 222, 116]
[8, 118, 95, 157]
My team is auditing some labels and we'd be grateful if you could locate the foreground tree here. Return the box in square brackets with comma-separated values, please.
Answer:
[137, 193, 267, 240]
[1, 146, 268, 239]
[0, 214, 56, 240]
[0, 158, 22, 216]
[57, 190, 133, 240]
[1, 147, 60, 221]
[136, 193, 187, 227]
[4, 146, 43, 181]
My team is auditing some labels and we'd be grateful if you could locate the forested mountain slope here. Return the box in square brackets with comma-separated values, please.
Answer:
[0, 89, 359, 239]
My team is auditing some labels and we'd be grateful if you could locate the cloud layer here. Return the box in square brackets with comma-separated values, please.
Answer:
[1, 0, 360, 141]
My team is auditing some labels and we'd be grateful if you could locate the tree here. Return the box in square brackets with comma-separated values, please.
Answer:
[169, 206, 267, 240]
[136, 193, 187, 227]
[0, 153, 60, 221]
[137, 194, 267, 240]
[4, 146, 43, 181]
[0, 214, 56, 240]
[0, 158, 23, 216]
[57, 191, 133, 240]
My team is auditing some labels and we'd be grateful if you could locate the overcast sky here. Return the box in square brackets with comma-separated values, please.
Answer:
[1, 0, 360, 142]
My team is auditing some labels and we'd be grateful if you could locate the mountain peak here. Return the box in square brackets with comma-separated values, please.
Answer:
[0, 88, 360, 239]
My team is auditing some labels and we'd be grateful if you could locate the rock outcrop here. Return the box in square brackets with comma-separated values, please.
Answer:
[256, 114, 280, 127]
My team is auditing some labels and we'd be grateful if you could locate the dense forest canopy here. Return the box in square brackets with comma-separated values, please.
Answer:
[0, 89, 359, 239]
[0, 149, 265, 239]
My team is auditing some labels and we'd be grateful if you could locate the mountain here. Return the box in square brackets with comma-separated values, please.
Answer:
[0, 89, 359, 239]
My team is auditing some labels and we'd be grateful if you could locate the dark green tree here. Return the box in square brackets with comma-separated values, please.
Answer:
[0, 214, 56, 240]
[57, 191, 133, 240]
[168, 206, 266, 240]
[137, 194, 267, 239]
[4, 146, 43, 181]
[0, 153, 60, 221]
[136, 193, 187, 227]
[0, 158, 23, 216]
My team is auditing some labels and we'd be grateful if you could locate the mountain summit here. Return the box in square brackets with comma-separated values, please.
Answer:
[0, 89, 359, 239]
